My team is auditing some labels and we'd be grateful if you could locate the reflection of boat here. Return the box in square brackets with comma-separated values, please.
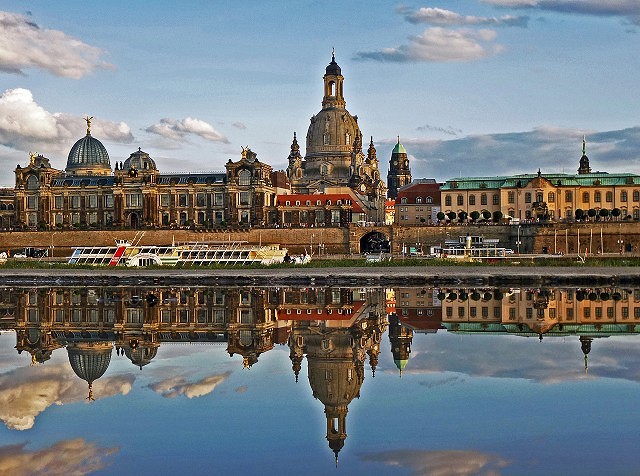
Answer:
[430, 235, 512, 260]
[69, 239, 290, 267]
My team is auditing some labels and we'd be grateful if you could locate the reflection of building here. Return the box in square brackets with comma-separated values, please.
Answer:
[285, 287, 386, 462]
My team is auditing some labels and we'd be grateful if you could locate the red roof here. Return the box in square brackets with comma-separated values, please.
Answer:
[275, 193, 364, 213]
[396, 182, 442, 205]
[278, 301, 365, 321]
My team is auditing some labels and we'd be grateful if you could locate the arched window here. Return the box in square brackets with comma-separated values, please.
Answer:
[401, 197, 407, 204]
[238, 169, 251, 186]
[548, 192, 555, 203]
[26, 175, 39, 190]
[416, 197, 423, 204]
[345, 132, 351, 145]
[469, 195, 475, 206]
[426, 196, 433, 204]
[457, 195, 464, 206]
[606, 191, 613, 203]
[323, 133, 330, 145]
[536, 192, 543, 203]
[445, 195, 452, 207]
[480, 193, 487, 205]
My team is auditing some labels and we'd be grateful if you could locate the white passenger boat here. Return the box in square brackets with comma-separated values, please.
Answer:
[68, 237, 291, 267]
[429, 235, 513, 261]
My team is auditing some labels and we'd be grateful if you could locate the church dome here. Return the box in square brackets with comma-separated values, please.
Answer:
[305, 108, 361, 157]
[67, 342, 113, 386]
[66, 132, 111, 175]
[122, 148, 157, 172]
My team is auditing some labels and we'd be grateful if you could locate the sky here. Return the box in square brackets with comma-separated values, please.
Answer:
[1, 1, 639, 187]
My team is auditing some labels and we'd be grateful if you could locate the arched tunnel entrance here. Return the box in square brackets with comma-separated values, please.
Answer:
[360, 231, 390, 253]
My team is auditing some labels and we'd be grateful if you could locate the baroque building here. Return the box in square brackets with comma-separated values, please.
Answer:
[440, 140, 640, 223]
[286, 52, 387, 223]
[13, 118, 283, 230]
[386, 137, 412, 199]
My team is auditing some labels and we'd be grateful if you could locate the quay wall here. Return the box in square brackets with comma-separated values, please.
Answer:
[0, 222, 638, 257]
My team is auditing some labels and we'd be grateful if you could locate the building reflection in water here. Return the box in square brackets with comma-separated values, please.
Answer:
[1, 284, 640, 458]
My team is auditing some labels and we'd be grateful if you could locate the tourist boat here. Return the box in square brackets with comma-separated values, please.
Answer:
[429, 235, 513, 261]
[68, 236, 294, 267]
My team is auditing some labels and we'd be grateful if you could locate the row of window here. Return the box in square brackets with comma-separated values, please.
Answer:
[444, 190, 640, 208]
[445, 306, 640, 319]
[398, 196, 434, 204]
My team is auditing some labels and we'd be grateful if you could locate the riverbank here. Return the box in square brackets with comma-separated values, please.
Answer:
[0, 265, 638, 287]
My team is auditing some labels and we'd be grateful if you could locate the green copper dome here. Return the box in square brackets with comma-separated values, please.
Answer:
[392, 138, 407, 155]
[66, 132, 111, 175]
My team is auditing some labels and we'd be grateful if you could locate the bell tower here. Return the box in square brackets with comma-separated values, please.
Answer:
[322, 49, 345, 109]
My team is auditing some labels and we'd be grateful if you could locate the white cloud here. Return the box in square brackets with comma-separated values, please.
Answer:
[0, 439, 118, 476]
[403, 7, 529, 27]
[0, 11, 112, 78]
[484, 0, 640, 25]
[360, 449, 510, 476]
[145, 117, 229, 144]
[0, 364, 134, 430]
[354, 27, 503, 62]
[233, 122, 247, 130]
[149, 372, 231, 399]
[0, 88, 133, 158]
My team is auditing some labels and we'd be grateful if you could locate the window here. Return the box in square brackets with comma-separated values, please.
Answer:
[104, 194, 114, 208]
[126, 194, 142, 207]
[214, 193, 224, 206]
[606, 191, 613, 203]
[426, 196, 433, 204]
[54, 195, 63, 209]
[331, 209, 340, 223]
[508, 191, 515, 204]
[594, 191, 601, 202]
[445, 195, 452, 206]
[239, 191, 250, 205]
[633, 190, 640, 202]
[323, 133, 330, 145]
[621, 191, 628, 202]
[27, 196, 38, 210]
[160, 194, 170, 207]
[565, 191, 573, 202]
[70, 196, 80, 209]
[481, 194, 487, 205]
[457, 195, 463, 206]
[179, 194, 188, 207]
[583, 192, 589, 203]
[416, 197, 423, 204]
[469, 195, 475, 206]
[401, 197, 407, 204]
[525, 192, 532, 203]
[493, 194, 499, 205]
[238, 170, 251, 186]
[88, 195, 98, 208]
[548, 192, 555, 203]
[536, 193, 543, 203]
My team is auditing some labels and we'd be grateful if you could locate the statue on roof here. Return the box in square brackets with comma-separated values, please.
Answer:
[84, 115, 94, 135]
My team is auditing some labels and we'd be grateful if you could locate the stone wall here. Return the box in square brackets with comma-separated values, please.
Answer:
[0, 222, 638, 257]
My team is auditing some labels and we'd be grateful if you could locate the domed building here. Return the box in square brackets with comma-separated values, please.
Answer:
[65, 118, 112, 176]
[67, 341, 113, 401]
[286, 52, 386, 222]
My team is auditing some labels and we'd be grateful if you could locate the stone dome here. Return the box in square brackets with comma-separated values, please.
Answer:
[305, 108, 361, 157]
[66, 132, 111, 175]
[122, 148, 157, 172]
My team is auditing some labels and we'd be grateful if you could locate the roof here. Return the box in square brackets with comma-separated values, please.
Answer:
[66, 133, 110, 171]
[441, 172, 639, 190]
[392, 139, 407, 155]
[275, 193, 364, 212]
[396, 181, 442, 205]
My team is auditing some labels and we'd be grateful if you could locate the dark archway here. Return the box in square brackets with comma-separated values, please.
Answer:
[130, 212, 139, 229]
[360, 231, 389, 253]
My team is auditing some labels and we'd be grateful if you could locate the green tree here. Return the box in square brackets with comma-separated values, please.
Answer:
[482, 210, 491, 220]
[470, 211, 480, 222]
[492, 210, 502, 222]
[575, 209, 584, 221]
[447, 211, 457, 221]
[437, 211, 445, 222]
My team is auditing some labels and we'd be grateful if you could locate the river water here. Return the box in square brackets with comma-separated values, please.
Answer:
[0, 284, 638, 475]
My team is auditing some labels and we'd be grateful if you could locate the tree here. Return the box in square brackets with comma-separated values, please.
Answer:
[587, 208, 597, 220]
[492, 210, 502, 222]
[470, 211, 480, 222]
[575, 208, 584, 221]
[437, 211, 445, 222]
[482, 210, 492, 220]
[599, 208, 609, 220]
[458, 211, 467, 222]
[612, 208, 621, 219]
[447, 211, 457, 221]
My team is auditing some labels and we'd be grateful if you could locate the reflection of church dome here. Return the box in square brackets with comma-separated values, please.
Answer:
[66, 132, 111, 175]
[122, 148, 157, 172]
[67, 342, 113, 400]
[123, 343, 158, 370]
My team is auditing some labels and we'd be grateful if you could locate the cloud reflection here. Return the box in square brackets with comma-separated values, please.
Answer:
[0, 365, 134, 430]
[0, 439, 118, 476]
[149, 372, 231, 399]
[360, 449, 509, 476]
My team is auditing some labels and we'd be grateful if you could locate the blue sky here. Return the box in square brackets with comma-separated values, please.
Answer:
[1, 1, 639, 187]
